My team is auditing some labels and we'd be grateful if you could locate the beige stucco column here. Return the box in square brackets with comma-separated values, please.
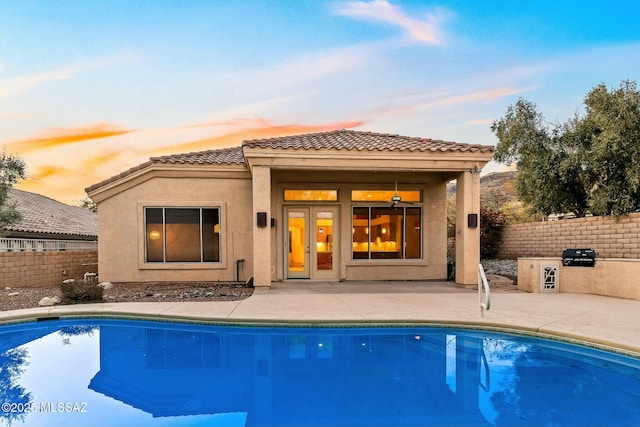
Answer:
[252, 165, 271, 288]
[455, 170, 480, 287]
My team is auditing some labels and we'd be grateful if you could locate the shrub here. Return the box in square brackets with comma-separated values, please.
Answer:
[480, 206, 507, 259]
[60, 280, 104, 303]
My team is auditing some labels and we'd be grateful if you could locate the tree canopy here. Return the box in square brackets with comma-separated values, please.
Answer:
[492, 80, 640, 217]
[0, 149, 26, 230]
[77, 197, 97, 213]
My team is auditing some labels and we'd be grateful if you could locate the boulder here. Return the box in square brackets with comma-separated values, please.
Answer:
[38, 296, 61, 307]
[98, 282, 113, 290]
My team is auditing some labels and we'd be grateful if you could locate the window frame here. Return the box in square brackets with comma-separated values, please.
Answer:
[144, 206, 221, 264]
[351, 205, 422, 261]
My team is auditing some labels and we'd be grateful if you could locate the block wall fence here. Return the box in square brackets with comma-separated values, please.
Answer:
[0, 250, 98, 288]
[497, 212, 640, 259]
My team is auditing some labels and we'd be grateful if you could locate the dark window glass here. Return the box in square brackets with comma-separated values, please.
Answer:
[145, 208, 164, 262]
[405, 207, 421, 259]
[145, 207, 220, 263]
[202, 209, 220, 262]
[165, 209, 201, 262]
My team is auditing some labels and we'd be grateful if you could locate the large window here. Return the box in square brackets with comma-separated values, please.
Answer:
[352, 206, 421, 260]
[145, 207, 220, 263]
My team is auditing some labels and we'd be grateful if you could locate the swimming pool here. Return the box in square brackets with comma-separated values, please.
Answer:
[0, 318, 639, 427]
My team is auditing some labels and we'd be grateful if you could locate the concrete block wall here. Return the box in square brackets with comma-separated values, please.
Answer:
[0, 250, 98, 288]
[497, 212, 640, 259]
[518, 258, 640, 300]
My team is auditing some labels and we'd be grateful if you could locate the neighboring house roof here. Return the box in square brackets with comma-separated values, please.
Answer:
[86, 129, 495, 194]
[2, 188, 97, 240]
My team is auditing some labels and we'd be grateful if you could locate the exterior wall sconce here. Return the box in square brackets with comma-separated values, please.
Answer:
[468, 213, 478, 228]
[257, 212, 267, 228]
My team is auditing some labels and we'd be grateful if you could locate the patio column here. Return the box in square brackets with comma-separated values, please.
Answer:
[455, 169, 480, 287]
[252, 165, 271, 288]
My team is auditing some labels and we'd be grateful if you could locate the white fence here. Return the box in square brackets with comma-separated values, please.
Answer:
[0, 238, 98, 252]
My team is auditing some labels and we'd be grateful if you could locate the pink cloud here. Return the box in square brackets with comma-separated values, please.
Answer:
[334, 0, 447, 45]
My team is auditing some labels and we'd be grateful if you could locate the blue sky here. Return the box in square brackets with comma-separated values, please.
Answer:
[1, 0, 639, 203]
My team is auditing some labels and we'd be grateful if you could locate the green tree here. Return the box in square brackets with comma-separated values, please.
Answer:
[581, 80, 640, 215]
[492, 80, 640, 217]
[491, 100, 590, 217]
[0, 149, 26, 232]
[77, 197, 97, 213]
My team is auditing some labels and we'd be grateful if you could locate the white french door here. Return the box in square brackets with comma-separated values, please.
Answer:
[285, 206, 339, 280]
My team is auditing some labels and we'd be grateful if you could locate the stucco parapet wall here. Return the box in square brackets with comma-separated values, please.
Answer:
[86, 164, 250, 203]
[517, 257, 640, 301]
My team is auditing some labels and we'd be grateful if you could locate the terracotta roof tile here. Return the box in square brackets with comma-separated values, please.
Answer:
[151, 146, 245, 165]
[86, 130, 493, 195]
[3, 188, 97, 238]
[85, 160, 152, 194]
[242, 129, 495, 153]
[85, 147, 245, 194]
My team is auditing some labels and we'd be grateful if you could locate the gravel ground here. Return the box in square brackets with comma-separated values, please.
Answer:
[1, 261, 517, 312]
[481, 259, 518, 278]
[0, 282, 254, 312]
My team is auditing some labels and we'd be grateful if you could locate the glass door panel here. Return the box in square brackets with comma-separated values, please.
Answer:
[315, 211, 333, 271]
[311, 207, 339, 279]
[287, 209, 309, 278]
[285, 206, 339, 280]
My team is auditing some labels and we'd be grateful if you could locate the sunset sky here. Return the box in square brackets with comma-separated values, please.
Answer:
[1, 1, 639, 204]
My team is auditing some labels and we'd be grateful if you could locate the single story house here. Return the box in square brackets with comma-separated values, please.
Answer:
[86, 129, 494, 288]
[1, 188, 97, 249]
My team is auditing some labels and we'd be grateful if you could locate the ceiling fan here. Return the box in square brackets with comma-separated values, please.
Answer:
[390, 178, 415, 207]
[390, 192, 403, 207]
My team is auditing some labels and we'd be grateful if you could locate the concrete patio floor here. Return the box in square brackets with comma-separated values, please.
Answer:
[2, 280, 640, 357]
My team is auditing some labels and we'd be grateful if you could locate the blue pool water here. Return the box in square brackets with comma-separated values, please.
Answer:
[0, 319, 639, 427]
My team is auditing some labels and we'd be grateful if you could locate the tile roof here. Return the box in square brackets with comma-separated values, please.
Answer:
[242, 129, 495, 153]
[85, 129, 494, 194]
[150, 146, 246, 165]
[2, 188, 97, 238]
[85, 147, 245, 194]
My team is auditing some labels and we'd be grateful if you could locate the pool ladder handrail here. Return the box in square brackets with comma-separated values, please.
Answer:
[478, 263, 491, 316]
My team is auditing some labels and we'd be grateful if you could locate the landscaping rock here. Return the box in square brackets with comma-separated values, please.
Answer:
[98, 282, 113, 290]
[0, 282, 253, 311]
[481, 259, 517, 277]
[38, 296, 61, 307]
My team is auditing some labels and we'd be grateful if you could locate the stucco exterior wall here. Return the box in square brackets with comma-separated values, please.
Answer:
[97, 175, 253, 283]
[517, 257, 640, 300]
